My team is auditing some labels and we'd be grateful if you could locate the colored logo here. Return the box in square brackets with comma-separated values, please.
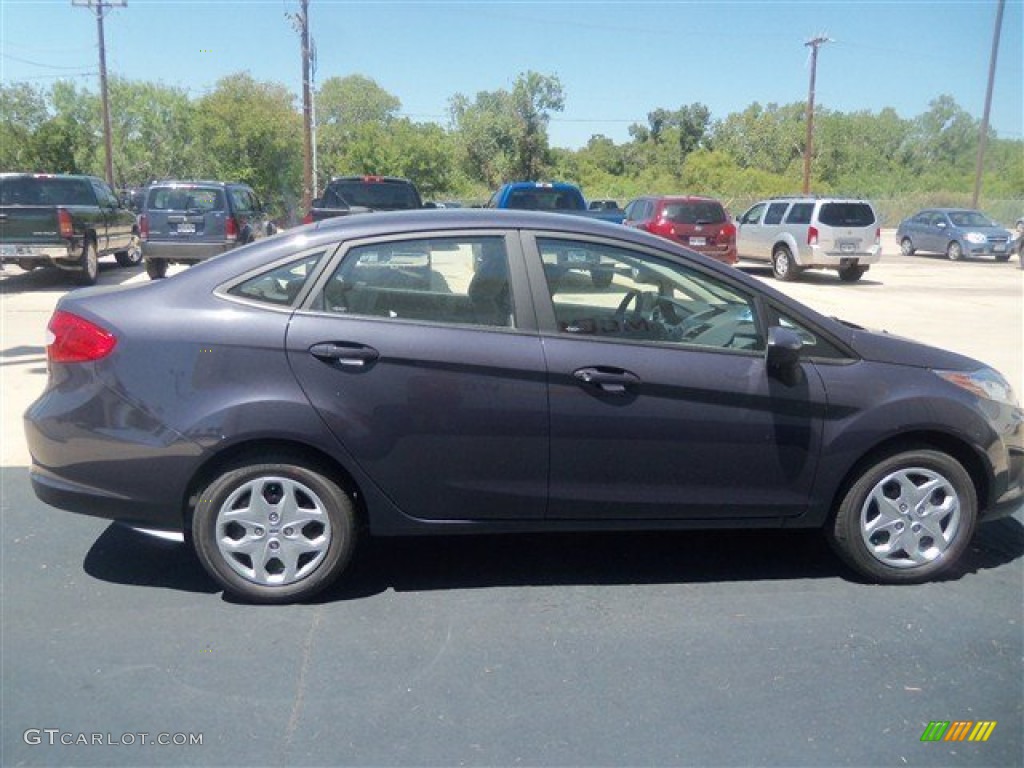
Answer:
[921, 721, 997, 742]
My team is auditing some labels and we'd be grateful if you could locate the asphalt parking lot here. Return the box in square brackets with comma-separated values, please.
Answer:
[1, 233, 1022, 766]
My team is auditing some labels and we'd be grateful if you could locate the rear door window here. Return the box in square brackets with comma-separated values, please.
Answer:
[763, 202, 789, 225]
[785, 203, 814, 224]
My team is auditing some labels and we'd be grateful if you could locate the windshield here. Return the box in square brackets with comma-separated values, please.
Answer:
[662, 201, 726, 225]
[948, 211, 996, 228]
[817, 203, 876, 227]
[325, 181, 421, 210]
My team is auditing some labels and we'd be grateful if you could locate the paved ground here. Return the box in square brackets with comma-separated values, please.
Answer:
[1, 233, 1022, 766]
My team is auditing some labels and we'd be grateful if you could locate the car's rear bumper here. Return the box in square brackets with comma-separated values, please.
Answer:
[142, 240, 234, 262]
[803, 244, 882, 267]
[1, 242, 75, 263]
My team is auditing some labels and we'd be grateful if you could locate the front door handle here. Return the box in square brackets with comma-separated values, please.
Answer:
[573, 367, 640, 395]
[309, 343, 379, 368]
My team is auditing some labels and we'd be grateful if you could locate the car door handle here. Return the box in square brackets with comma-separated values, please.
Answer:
[573, 367, 640, 395]
[309, 343, 379, 368]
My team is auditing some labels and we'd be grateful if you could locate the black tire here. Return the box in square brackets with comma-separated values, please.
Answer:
[771, 245, 800, 281]
[115, 233, 143, 267]
[192, 459, 357, 603]
[17, 259, 37, 271]
[946, 241, 964, 261]
[590, 268, 613, 288]
[838, 265, 867, 282]
[994, 252, 1010, 263]
[828, 449, 977, 584]
[75, 239, 99, 286]
[145, 258, 168, 280]
[899, 237, 914, 257]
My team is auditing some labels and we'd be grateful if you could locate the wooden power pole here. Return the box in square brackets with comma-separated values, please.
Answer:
[802, 35, 830, 195]
[972, 0, 1005, 208]
[300, 0, 314, 213]
[72, 0, 126, 188]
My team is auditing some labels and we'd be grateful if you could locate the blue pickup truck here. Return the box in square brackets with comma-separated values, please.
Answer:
[485, 181, 624, 223]
[485, 182, 623, 287]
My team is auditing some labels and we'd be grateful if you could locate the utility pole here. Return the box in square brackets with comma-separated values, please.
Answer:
[972, 0, 1005, 208]
[294, 0, 314, 213]
[802, 35, 830, 195]
[72, 0, 126, 188]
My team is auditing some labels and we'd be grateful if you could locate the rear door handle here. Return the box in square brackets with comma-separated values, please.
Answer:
[573, 367, 640, 395]
[309, 343, 379, 368]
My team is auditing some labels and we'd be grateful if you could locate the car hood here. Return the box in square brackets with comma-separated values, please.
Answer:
[841, 321, 983, 372]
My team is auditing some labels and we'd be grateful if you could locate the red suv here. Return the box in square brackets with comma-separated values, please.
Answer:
[623, 195, 737, 265]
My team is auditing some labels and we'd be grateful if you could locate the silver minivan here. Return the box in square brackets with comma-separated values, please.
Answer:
[736, 197, 881, 282]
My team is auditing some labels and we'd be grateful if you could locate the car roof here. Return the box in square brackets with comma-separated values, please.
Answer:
[148, 179, 249, 189]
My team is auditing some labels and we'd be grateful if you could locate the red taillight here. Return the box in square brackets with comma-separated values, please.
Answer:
[807, 226, 819, 246]
[362, 175, 384, 183]
[47, 310, 117, 363]
[225, 215, 238, 241]
[57, 208, 74, 239]
[302, 212, 314, 225]
[721, 221, 736, 242]
[139, 213, 149, 241]
[875, 227, 881, 245]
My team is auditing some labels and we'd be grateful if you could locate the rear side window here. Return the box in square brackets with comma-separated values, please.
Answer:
[817, 203, 875, 227]
[227, 251, 327, 307]
[325, 181, 420, 209]
[0, 177, 94, 206]
[663, 201, 726, 225]
[786, 203, 814, 224]
[148, 187, 225, 212]
[505, 188, 583, 211]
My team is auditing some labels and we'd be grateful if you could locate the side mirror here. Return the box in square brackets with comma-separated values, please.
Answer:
[766, 326, 804, 386]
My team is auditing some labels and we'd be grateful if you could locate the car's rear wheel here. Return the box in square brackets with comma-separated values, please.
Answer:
[145, 258, 168, 280]
[899, 237, 915, 257]
[828, 448, 976, 584]
[17, 259, 37, 271]
[994, 252, 1010, 262]
[947, 241, 964, 261]
[838, 264, 867, 282]
[75, 240, 99, 286]
[115, 233, 142, 267]
[192, 460, 357, 603]
[771, 245, 800, 281]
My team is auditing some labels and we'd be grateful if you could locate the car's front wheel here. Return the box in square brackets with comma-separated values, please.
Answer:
[192, 459, 357, 603]
[947, 241, 964, 261]
[828, 448, 976, 584]
[771, 245, 800, 281]
[899, 237, 915, 257]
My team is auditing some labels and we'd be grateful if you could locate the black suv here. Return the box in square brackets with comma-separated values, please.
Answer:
[140, 180, 274, 279]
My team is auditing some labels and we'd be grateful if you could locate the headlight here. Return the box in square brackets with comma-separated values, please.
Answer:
[936, 367, 1018, 407]
[964, 232, 987, 244]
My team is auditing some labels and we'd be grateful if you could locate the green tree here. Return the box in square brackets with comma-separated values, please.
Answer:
[192, 73, 302, 217]
[108, 78, 196, 187]
[0, 82, 50, 170]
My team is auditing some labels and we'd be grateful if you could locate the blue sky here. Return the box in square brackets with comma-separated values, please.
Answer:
[1, 0, 1021, 149]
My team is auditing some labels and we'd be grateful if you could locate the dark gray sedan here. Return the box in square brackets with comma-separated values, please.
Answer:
[896, 208, 1013, 261]
[25, 210, 1023, 602]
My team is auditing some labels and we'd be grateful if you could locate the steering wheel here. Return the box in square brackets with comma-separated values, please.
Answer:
[614, 289, 644, 320]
